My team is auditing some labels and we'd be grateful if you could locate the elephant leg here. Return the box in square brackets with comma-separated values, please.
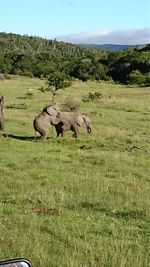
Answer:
[71, 125, 79, 138]
[60, 130, 65, 137]
[0, 131, 4, 138]
[41, 124, 52, 140]
[57, 132, 60, 137]
[33, 131, 37, 141]
[41, 131, 49, 140]
[61, 123, 72, 137]
[56, 122, 67, 138]
[0, 114, 4, 137]
[53, 121, 64, 138]
[35, 128, 49, 140]
[57, 131, 62, 137]
[55, 125, 63, 137]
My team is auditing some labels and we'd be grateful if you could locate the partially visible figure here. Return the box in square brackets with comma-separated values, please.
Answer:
[0, 260, 30, 267]
[0, 264, 22, 267]
[0, 95, 4, 138]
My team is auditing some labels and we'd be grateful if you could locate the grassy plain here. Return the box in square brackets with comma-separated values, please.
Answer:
[0, 76, 150, 267]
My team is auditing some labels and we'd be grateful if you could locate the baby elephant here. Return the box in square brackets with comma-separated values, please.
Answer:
[54, 112, 92, 138]
[33, 104, 59, 140]
[0, 95, 4, 138]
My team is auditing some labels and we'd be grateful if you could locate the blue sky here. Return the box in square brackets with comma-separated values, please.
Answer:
[0, 0, 150, 44]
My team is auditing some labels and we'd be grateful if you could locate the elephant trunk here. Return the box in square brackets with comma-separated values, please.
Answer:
[86, 125, 92, 134]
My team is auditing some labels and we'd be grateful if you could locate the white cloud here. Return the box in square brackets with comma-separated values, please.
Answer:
[52, 28, 150, 45]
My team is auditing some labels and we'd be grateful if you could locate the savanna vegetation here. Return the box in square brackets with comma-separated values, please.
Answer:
[0, 75, 150, 267]
[0, 32, 150, 86]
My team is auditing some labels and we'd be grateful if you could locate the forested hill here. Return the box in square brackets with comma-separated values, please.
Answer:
[0, 32, 150, 86]
[0, 32, 102, 57]
[80, 44, 137, 51]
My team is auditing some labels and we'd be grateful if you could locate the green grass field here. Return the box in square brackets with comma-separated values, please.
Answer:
[0, 76, 150, 267]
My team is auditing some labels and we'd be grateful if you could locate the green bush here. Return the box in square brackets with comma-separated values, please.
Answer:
[82, 92, 103, 102]
[63, 96, 80, 111]
[127, 70, 145, 85]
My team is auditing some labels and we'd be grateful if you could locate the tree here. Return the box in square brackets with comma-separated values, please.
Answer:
[71, 58, 93, 81]
[47, 70, 72, 102]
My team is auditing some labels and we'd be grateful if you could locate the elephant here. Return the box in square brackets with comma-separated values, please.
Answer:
[54, 112, 92, 138]
[33, 104, 60, 140]
[0, 95, 4, 138]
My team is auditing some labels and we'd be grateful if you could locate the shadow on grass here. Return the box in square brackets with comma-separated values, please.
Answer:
[4, 133, 40, 141]
[3, 134, 76, 143]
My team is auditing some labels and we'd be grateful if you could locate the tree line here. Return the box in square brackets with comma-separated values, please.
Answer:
[0, 32, 150, 86]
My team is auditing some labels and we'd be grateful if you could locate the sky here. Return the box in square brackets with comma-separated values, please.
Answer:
[0, 0, 150, 44]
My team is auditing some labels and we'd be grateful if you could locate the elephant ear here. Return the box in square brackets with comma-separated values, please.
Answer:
[83, 115, 90, 123]
[82, 115, 88, 124]
[82, 115, 91, 127]
[43, 105, 58, 116]
[82, 115, 92, 133]
[75, 114, 85, 127]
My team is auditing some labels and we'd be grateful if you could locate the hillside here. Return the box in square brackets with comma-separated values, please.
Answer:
[0, 32, 150, 86]
[80, 43, 137, 51]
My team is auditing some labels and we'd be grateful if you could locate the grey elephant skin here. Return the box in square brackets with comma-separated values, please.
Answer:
[54, 112, 92, 138]
[33, 104, 60, 140]
[0, 95, 4, 137]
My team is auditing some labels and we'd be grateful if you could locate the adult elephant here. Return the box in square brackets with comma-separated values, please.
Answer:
[54, 112, 92, 138]
[0, 95, 4, 138]
[33, 104, 60, 140]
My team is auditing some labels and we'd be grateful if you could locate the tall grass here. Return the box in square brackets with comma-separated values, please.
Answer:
[0, 76, 150, 266]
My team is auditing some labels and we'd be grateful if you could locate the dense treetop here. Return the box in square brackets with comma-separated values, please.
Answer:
[0, 32, 149, 86]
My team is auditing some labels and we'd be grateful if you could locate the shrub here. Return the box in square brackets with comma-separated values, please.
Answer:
[4, 74, 11, 79]
[127, 70, 145, 85]
[24, 91, 33, 99]
[38, 86, 47, 93]
[63, 96, 80, 111]
[6, 103, 27, 109]
[82, 92, 103, 102]
[145, 73, 150, 86]
[0, 73, 4, 81]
